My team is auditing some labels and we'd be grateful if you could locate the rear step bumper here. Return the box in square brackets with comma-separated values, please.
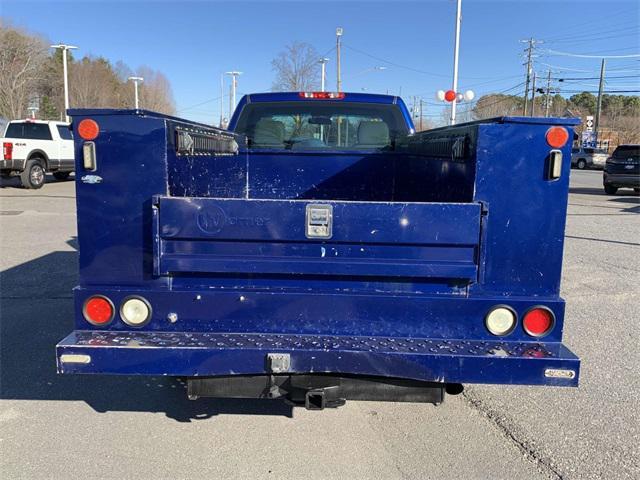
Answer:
[57, 331, 579, 387]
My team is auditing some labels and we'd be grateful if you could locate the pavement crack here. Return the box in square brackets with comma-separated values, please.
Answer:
[461, 391, 564, 480]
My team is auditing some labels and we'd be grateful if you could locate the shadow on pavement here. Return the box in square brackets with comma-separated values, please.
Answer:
[0, 239, 293, 420]
[0, 173, 75, 189]
[608, 196, 640, 213]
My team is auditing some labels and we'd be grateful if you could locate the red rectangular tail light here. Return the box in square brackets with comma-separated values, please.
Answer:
[3, 142, 13, 160]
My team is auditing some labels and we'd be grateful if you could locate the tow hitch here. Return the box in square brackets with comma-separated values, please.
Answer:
[187, 375, 452, 410]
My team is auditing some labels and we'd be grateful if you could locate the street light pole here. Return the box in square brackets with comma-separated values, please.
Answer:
[319, 58, 329, 92]
[336, 27, 343, 92]
[220, 73, 225, 128]
[225, 71, 242, 116]
[127, 76, 144, 109]
[449, 0, 462, 125]
[594, 58, 606, 146]
[50, 44, 78, 123]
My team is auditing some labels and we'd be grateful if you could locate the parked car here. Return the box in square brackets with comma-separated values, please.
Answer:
[571, 146, 608, 170]
[603, 144, 640, 194]
[0, 119, 74, 189]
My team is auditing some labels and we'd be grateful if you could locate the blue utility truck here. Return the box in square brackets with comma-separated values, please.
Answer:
[57, 92, 580, 409]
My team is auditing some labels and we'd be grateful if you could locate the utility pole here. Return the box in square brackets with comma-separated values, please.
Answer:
[450, 0, 462, 125]
[319, 58, 329, 92]
[530, 72, 537, 117]
[225, 71, 242, 117]
[419, 97, 424, 131]
[128, 76, 143, 109]
[521, 38, 541, 116]
[545, 69, 552, 117]
[336, 28, 343, 92]
[594, 58, 606, 146]
[50, 44, 78, 123]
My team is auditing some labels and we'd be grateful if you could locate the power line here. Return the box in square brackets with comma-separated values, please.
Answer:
[545, 49, 640, 59]
[542, 6, 636, 41]
[552, 74, 639, 80]
[343, 43, 521, 81]
[560, 89, 640, 94]
[343, 44, 450, 78]
[411, 81, 525, 107]
[176, 95, 224, 113]
[544, 25, 639, 44]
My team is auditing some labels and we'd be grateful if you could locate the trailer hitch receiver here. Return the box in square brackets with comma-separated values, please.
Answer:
[304, 386, 346, 410]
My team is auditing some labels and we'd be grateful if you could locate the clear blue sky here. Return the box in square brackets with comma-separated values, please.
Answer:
[3, 0, 639, 124]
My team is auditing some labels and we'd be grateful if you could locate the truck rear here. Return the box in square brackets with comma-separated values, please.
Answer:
[57, 92, 580, 409]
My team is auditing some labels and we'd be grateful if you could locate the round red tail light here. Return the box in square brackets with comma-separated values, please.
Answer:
[83, 296, 114, 325]
[545, 127, 569, 148]
[523, 307, 554, 337]
[78, 119, 100, 140]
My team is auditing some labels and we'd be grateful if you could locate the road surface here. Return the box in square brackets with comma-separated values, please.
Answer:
[1, 170, 638, 479]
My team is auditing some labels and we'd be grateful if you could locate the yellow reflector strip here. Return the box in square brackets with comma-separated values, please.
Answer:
[60, 354, 91, 364]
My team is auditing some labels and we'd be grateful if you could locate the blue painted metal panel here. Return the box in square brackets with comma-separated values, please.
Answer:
[155, 197, 480, 280]
[157, 197, 481, 244]
[246, 151, 396, 200]
[57, 331, 579, 387]
[72, 287, 566, 342]
[472, 121, 576, 296]
[72, 112, 169, 287]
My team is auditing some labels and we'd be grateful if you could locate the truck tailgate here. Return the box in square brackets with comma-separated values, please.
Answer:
[154, 197, 482, 282]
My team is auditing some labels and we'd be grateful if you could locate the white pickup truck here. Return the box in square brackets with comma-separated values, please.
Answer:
[0, 119, 75, 189]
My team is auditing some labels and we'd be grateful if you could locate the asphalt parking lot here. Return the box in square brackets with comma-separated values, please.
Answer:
[0, 170, 638, 480]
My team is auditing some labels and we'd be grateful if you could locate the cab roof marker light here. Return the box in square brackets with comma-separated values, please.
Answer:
[299, 92, 346, 99]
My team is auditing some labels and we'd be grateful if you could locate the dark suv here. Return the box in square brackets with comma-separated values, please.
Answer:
[603, 144, 640, 195]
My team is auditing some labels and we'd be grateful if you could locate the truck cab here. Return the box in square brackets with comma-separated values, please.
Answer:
[1, 119, 75, 188]
[56, 92, 580, 409]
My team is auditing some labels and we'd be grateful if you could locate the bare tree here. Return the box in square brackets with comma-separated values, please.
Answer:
[134, 66, 176, 114]
[70, 56, 122, 108]
[271, 42, 320, 91]
[0, 22, 49, 119]
[473, 94, 523, 120]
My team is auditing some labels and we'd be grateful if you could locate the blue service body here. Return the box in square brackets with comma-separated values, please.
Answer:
[58, 92, 580, 391]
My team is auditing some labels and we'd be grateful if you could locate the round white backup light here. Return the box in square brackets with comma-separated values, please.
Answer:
[436, 90, 446, 101]
[485, 306, 516, 336]
[464, 90, 475, 102]
[120, 297, 151, 327]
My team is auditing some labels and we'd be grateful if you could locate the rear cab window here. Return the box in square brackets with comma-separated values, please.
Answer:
[233, 101, 409, 151]
[57, 125, 73, 140]
[4, 122, 53, 140]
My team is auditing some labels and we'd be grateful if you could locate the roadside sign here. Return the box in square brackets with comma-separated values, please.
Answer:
[581, 130, 595, 148]
[585, 116, 594, 132]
